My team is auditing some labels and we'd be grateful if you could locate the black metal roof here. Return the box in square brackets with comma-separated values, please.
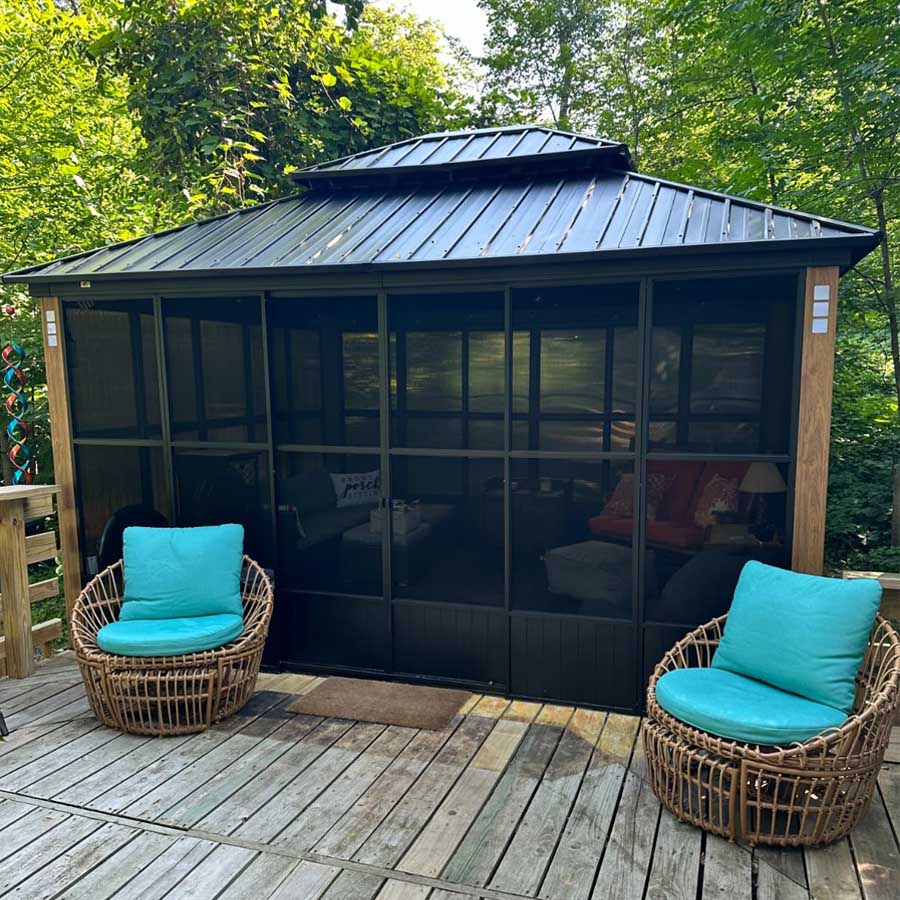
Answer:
[4, 126, 880, 285]
[292, 125, 632, 188]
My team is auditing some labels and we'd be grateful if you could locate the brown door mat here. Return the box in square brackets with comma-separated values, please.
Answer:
[286, 677, 473, 731]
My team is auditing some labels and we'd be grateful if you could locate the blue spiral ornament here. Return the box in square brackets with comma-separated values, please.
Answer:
[3, 341, 33, 485]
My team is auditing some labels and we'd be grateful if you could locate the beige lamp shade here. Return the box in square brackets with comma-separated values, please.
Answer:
[739, 462, 786, 494]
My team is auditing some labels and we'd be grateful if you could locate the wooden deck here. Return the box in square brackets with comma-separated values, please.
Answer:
[0, 658, 898, 900]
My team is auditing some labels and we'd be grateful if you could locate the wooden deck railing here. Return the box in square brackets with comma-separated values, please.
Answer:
[0, 484, 63, 678]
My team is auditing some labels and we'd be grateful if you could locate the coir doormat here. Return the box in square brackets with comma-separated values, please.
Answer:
[287, 677, 472, 731]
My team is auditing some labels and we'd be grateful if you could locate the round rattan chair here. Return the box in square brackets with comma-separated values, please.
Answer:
[643, 614, 900, 847]
[71, 556, 273, 736]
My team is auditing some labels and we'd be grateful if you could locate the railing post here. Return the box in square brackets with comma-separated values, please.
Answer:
[0, 495, 33, 677]
[0, 484, 61, 678]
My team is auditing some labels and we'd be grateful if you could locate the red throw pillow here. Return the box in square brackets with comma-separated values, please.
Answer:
[693, 474, 739, 527]
[603, 472, 673, 520]
[604, 474, 634, 517]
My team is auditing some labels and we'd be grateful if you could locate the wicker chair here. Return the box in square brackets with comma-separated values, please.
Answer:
[643, 614, 900, 847]
[71, 556, 273, 736]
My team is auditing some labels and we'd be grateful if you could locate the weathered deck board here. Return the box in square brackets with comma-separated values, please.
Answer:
[441, 718, 562, 887]
[235, 720, 386, 843]
[805, 839, 863, 900]
[539, 713, 638, 900]
[0, 660, 897, 900]
[489, 715, 602, 895]
[848, 790, 900, 900]
[315, 720, 463, 860]
[642, 807, 701, 900]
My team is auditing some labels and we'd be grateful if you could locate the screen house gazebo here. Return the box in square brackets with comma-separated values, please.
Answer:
[4, 126, 881, 710]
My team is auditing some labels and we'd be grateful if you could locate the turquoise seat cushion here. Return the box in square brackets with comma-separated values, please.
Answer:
[656, 668, 846, 745]
[97, 614, 243, 657]
[712, 561, 881, 713]
[121, 524, 244, 621]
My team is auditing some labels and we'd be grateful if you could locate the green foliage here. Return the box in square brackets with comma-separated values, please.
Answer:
[92, 0, 471, 210]
[479, 0, 900, 572]
[0, 0, 469, 488]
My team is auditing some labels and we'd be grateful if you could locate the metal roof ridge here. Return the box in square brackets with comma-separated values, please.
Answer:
[294, 125, 625, 175]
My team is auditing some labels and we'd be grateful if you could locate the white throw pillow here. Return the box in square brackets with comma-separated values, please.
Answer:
[331, 470, 380, 508]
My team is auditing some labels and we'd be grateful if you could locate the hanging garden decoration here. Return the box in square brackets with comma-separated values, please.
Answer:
[2, 341, 33, 484]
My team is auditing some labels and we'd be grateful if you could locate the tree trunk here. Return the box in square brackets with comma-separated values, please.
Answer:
[893, 463, 900, 547]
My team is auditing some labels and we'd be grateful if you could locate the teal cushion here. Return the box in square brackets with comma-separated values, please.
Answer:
[656, 668, 846, 745]
[97, 614, 243, 657]
[712, 561, 881, 713]
[121, 524, 243, 621]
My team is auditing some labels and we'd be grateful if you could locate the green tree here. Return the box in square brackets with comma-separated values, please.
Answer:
[478, 0, 607, 131]
[93, 0, 471, 210]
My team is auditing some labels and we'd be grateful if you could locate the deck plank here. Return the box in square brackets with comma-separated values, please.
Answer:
[159, 843, 259, 900]
[0, 811, 101, 895]
[235, 720, 386, 843]
[0, 806, 71, 864]
[53, 731, 193, 807]
[213, 851, 302, 900]
[0, 697, 91, 760]
[268, 860, 341, 899]
[702, 836, 752, 900]
[0, 661, 895, 900]
[26, 730, 152, 799]
[396, 718, 527, 880]
[88, 692, 284, 814]
[540, 713, 638, 900]
[589, 770, 660, 900]
[753, 845, 808, 892]
[848, 789, 900, 900]
[3, 821, 137, 900]
[196, 717, 354, 835]
[0, 798, 32, 833]
[315, 719, 462, 860]
[805, 838, 862, 900]
[756, 856, 809, 900]
[273, 725, 416, 851]
[123, 696, 296, 822]
[54, 831, 176, 900]
[4, 682, 86, 730]
[163, 713, 323, 829]
[489, 714, 604, 896]
[320, 870, 386, 900]
[441, 718, 563, 887]
[0, 721, 116, 791]
[643, 810, 701, 900]
[106, 836, 217, 900]
[353, 714, 496, 868]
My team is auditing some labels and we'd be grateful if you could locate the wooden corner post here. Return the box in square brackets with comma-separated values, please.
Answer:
[39, 297, 82, 616]
[792, 266, 840, 575]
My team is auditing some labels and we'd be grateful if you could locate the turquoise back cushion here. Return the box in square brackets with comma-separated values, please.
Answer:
[712, 561, 882, 713]
[120, 524, 244, 621]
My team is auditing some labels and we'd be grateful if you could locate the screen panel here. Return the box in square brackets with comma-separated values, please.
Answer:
[164, 297, 267, 443]
[64, 300, 161, 439]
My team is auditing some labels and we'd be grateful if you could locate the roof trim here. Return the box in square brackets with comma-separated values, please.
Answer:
[4, 232, 880, 286]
